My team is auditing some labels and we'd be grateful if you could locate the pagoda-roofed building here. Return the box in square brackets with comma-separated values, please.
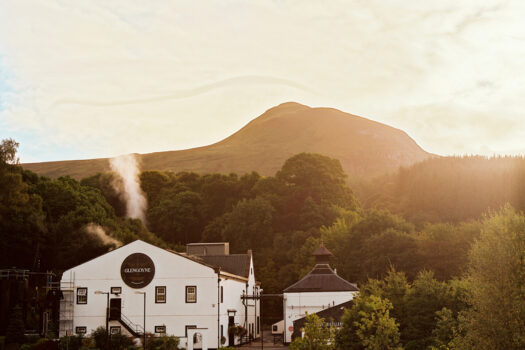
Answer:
[281, 242, 359, 343]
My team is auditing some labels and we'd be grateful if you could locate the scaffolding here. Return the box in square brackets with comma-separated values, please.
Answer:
[59, 271, 75, 337]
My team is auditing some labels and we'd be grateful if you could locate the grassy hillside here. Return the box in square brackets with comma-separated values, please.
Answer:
[23, 102, 430, 179]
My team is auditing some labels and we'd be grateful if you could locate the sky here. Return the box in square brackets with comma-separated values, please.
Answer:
[1, 0, 525, 163]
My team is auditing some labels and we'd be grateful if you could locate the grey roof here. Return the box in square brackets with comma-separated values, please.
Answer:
[284, 264, 359, 293]
[200, 254, 251, 278]
[312, 244, 332, 257]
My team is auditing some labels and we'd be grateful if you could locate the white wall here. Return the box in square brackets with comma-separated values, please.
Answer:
[282, 291, 357, 343]
[60, 240, 260, 349]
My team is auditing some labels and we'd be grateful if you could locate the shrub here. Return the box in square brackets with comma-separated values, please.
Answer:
[146, 334, 180, 350]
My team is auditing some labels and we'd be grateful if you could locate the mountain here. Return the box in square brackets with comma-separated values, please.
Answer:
[22, 102, 431, 179]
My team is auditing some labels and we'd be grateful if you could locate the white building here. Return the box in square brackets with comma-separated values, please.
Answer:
[282, 243, 359, 343]
[59, 240, 260, 349]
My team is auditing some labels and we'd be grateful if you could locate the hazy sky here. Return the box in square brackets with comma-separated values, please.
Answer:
[1, 0, 524, 162]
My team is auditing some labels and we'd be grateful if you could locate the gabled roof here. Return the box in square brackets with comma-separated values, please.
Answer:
[284, 264, 358, 293]
[62, 240, 253, 282]
[199, 254, 251, 278]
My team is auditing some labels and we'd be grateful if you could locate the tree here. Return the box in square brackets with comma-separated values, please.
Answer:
[221, 197, 274, 252]
[0, 138, 19, 166]
[0, 139, 46, 269]
[335, 295, 402, 350]
[6, 306, 26, 345]
[402, 271, 451, 349]
[147, 190, 203, 244]
[456, 206, 525, 349]
[290, 313, 335, 350]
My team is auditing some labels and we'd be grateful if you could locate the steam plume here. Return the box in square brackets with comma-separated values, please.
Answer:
[109, 154, 147, 223]
[84, 223, 122, 249]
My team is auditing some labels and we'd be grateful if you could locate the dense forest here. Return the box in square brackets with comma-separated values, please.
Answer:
[2, 138, 525, 349]
[357, 155, 525, 226]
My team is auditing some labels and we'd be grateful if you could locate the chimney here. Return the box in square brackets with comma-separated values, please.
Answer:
[186, 242, 230, 256]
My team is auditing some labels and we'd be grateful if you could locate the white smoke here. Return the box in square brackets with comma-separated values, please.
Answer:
[109, 154, 148, 223]
[84, 223, 122, 249]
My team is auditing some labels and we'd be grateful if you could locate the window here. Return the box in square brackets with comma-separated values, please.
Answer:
[186, 286, 197, 303]
[257, 316, 260, 334]
[155, 325, 166, 334]
[110, 326, 121, 335]
[76, 288, 87, 304]
[111, 287, 121, 295]
[220, 286, 224, 303]
[156, 286, 166, 303]
[185, 325, 196, 338]
[272, 325, 277, 332]
[75, 326, 87, 335]
[221, 325, 223, 338]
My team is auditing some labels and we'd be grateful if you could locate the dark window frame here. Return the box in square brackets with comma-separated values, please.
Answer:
[110, 286, 122, 295]
[75, 326, 87, 335]
[155, 286, 166, 303]
[76, 287, 87, 304]
[110, 326, 121, 335]
[185, 286, 197, 303]
[185, 325, 197, 338]
[220, 286, 224, 303]
[155, 325, 166, 334]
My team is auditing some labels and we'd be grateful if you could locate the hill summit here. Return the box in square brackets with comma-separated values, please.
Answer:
[23, 102, 430, 179]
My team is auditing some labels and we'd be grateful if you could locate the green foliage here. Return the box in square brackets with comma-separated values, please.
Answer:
[456, 206, 525, 349]
[0, 139, 19, 165]
[92, 327, 108, 350]
[366, 156, 525, 225]
[109, 333, 137, 350]
[335, 295, 402, 350]
[362, 269, 471, 349]
[221, 197, 274, 253]
[58, 335, 83, 350]
[145, 334, 180, 350]
[148, 190, 203, 243]
[6, 306, 26, 345]
[0, 138, 166, 271]
[0, 141, 46, 268]
[290, 313, 335, 350]
[81, 172, 126, 216]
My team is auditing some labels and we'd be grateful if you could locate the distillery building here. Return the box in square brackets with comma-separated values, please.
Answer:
[59, 240, 260, 349]
[281, 243, 359, 343]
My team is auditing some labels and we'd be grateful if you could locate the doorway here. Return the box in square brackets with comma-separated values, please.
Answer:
[109, 298, 121, 320]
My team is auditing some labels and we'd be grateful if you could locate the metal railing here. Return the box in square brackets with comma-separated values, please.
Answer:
[120, 313, 144, 335]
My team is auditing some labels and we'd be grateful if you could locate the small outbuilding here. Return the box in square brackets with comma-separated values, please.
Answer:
[282, 242, 359, 343]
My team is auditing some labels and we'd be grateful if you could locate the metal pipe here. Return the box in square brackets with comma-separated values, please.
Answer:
[106, 293, 109, 347]
[143, 292, 146, 350]
[216, 267, 221, 349]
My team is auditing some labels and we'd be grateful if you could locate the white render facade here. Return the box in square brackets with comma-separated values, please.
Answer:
[59, 240, 260, 349]
[282, 290, 357, 343]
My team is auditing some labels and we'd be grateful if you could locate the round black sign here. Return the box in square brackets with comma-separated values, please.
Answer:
[120, 253, 155, 289]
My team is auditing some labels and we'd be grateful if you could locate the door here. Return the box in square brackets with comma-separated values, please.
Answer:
[228, 316, 235, 346]
[109, 298, 121, 320]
